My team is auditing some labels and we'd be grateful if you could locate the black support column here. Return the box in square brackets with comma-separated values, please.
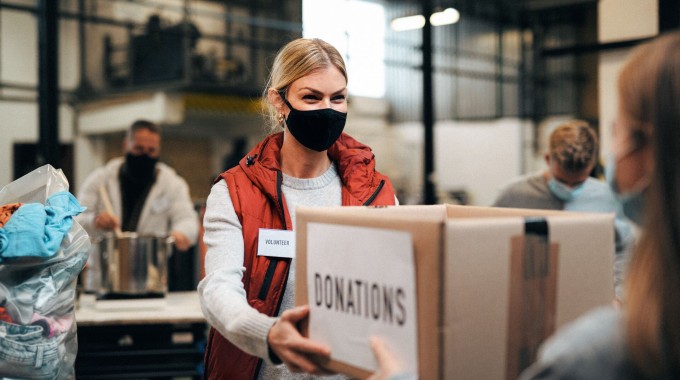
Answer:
[422, 0, 436, 205]
[659, 0, 680, 32]
[37, 0, 60, 168]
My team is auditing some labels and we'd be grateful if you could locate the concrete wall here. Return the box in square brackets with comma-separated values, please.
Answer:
[598, 0, 658, 158]
[388, 119, 526, 206]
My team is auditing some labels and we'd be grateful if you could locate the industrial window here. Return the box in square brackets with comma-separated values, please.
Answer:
[303, 0, 386, 98]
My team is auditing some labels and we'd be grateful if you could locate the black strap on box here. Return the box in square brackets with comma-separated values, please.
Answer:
[523, 217, 550, 279]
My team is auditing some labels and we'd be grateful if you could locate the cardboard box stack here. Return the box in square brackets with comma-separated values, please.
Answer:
[295, 204, 615, 380]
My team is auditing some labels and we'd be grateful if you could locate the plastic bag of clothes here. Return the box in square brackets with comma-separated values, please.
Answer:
[0, 165, 90, 380]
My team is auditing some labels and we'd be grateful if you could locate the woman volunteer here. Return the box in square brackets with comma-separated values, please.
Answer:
[198, 38, 397, 380]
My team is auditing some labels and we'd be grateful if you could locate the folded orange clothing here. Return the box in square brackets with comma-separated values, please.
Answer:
[0, 203, 22, 228]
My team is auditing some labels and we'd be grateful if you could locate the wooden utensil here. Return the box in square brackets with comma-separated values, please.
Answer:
[98, 185, 123, 239]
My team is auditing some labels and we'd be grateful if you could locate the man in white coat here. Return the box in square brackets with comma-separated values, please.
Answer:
[77, 120, 198, 251]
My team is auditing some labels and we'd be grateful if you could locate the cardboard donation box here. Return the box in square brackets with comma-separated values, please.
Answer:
[295, 204, 615, 380]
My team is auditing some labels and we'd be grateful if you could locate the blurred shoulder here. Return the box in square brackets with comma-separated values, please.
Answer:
[521, 307, 638, 380]
[493, 172, 547, 207]
[499, 172, 544, 192]
[82, 157, 123, 184]
[157, 162, 186, 183]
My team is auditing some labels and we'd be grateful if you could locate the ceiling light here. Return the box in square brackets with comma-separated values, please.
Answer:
[390, 8, 460, 31]
[430, 8, 460, 26]
[390, 14, 425, 32]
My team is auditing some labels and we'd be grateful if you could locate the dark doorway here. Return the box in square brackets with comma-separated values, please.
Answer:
[13, 143, 75, 192]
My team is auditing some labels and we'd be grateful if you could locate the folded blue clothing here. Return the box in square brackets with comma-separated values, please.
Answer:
[43, 192, 86, 256]
[0, 191, 86, 262]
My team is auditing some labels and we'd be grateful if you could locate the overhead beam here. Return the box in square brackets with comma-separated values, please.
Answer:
[541, 36, 655, 57]
[522, 0, 597, 11]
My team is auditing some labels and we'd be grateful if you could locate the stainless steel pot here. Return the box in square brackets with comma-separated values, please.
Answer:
[94, 232, 173, 298]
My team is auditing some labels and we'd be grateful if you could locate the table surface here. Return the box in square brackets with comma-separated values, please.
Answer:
[75, 291, 206, 326]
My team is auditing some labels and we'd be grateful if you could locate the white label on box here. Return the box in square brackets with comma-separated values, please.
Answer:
[257, 228, 295, 258]
[307, 222, 418, 374]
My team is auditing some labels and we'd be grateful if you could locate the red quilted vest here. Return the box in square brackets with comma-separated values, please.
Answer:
[203, 132, 396, 380]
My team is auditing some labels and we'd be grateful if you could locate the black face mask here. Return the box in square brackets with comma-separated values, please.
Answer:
[280, 93, 347, 152]
[123, 153, 158, 180]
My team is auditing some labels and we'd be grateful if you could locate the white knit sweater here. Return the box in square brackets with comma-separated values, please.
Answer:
[198, 164, 349, 379]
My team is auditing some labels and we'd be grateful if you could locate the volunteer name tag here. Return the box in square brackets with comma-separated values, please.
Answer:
[257, 228, 295, 258]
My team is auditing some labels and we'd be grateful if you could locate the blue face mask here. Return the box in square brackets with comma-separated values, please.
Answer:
[605, 153, 647, 225]
[548, 179, 584, 202]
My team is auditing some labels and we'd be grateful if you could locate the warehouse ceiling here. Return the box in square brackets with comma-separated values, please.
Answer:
[383, 0, 598, 17]
[521, 0, 598, 10]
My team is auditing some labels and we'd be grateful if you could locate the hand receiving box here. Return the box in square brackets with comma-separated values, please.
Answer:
[295, 204, 615, 380]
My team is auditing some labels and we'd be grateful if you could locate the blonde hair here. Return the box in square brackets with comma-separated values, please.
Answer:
[262, 38, 347, 133]
[548, 120, 599, 173]
[622, 32, 680, 377]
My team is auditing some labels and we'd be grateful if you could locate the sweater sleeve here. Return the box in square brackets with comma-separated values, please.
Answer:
[492, 184, 516, 207]
[167, 172, 199, 245]
[197, 181, 278, 362]
[519, 307, 626, 380]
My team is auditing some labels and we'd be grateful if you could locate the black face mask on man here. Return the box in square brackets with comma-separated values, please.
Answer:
[279, 91, 347, 152]
[123, 152, 158, 180]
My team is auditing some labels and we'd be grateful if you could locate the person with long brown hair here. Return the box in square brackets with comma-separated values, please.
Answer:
[369, 31, 680, 380]
[520, 30, 680, 379]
